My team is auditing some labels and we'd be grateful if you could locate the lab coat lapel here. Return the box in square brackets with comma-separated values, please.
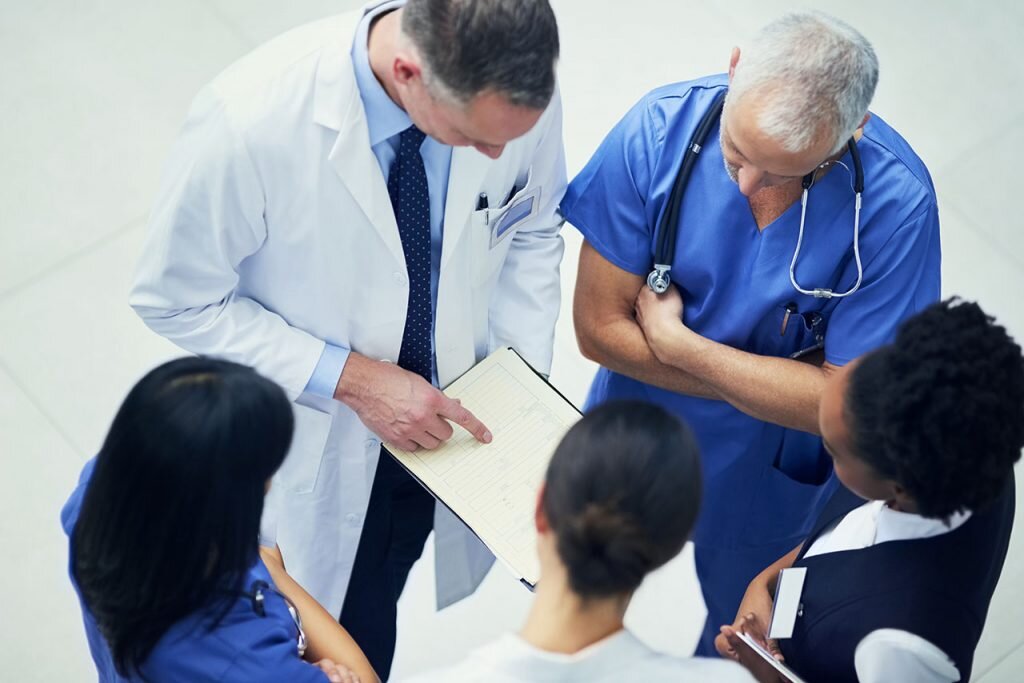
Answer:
[441, 146, 493, 268]
[314, 39, 404, 267]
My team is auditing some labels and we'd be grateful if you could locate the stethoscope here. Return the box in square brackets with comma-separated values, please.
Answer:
[647, 90, 865, 300]
[245, 580, 307, 657]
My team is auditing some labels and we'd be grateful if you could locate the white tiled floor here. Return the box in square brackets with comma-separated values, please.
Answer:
[1, 1, 1021, 680]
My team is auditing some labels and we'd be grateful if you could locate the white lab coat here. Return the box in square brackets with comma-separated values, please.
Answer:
[129, 4, 566, 616]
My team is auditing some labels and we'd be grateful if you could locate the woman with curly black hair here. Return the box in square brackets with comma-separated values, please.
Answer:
[717, 299, 1023, 683]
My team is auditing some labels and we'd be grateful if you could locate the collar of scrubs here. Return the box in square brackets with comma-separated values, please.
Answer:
[483, 630, 646, 679]
[352, 0, 412, 148]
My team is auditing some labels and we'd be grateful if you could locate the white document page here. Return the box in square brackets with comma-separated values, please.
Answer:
[385, 348, 581, 587]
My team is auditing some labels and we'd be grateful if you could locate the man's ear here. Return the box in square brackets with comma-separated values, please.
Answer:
[856, 113, 872, 133]
[728, 47, 741, 82]
[392, 51, 422, 87]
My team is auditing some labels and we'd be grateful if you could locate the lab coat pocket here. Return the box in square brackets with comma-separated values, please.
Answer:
[276, 403, 333, 494]
[470, 209, 503, 285]
[487, 166, 537, 245]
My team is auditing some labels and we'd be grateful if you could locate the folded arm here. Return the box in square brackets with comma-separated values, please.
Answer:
[260, 546, 380, 683]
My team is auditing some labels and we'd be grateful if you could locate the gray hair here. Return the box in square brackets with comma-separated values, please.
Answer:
[400, 0, 559, 110]
[728, 12, 879, 154]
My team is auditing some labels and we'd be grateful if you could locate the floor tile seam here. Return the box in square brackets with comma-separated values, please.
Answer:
[0, 359, 84, 459]
[934, 110, 1024, 179]
[0, 214, 146, 303]
[975, 639, 1024, 680]
[202, 0, 262, 49]
[940, 201, 1024, 272]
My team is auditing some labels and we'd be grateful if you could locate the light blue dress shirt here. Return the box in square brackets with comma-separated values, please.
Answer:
[305, 0, 451, 398]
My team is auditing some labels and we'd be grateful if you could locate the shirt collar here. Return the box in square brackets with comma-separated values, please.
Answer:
[874, 502, 972, 545]
[352, 0, 411, 147]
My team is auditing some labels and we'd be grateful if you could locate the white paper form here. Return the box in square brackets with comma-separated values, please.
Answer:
[385, 348, 581, 586]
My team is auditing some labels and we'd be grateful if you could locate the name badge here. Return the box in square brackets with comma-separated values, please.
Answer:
[768, 567, 807, 640]
[490, 186, 541, 248]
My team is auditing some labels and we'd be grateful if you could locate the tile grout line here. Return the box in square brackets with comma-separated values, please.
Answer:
[941, 201, 1024, 272]
[0, 215, 147, 303]
[975, 639, 1024, 681]
[935, 110, 1024, 179]
[0, 359, 84, 460]
[202, 0, 261, 49]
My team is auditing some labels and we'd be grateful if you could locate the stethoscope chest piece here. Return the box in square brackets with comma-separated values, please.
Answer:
[647, 265, 672, 294]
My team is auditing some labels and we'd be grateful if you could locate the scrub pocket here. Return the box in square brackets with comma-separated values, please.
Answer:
[275, 403, 333, 494]
[750, 303, 827, 359]
[743, 461, 836, 546]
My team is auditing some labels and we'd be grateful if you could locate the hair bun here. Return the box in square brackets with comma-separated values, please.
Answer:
[557, 503, 653, 597]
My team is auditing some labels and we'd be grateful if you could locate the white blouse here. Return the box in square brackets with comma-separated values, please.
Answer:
[401, 629, 754, 683]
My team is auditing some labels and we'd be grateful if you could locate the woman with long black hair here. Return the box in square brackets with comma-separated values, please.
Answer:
[61, 357, 377, 682]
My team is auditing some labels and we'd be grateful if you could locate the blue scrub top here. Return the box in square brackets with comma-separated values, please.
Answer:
[61, 460, 326, 682]
[561, 75, 940, 548]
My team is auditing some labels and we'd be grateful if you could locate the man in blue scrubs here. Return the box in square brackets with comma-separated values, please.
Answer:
[563, 12, 940, 655]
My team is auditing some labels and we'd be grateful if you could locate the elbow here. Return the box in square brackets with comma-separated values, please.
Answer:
[573, 320, 603, 364]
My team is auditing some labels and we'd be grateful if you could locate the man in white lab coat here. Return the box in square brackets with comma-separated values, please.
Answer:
[129, 0, 565, 678]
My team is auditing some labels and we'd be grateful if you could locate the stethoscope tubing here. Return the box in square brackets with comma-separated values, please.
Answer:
[649, 89, 865, 300]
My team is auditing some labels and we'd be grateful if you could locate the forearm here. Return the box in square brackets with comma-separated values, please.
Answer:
[576, 313, 720, 400]
[260, 548, 379, 683]
[131, 296, 325, 401]
[659, 334, 830, 434]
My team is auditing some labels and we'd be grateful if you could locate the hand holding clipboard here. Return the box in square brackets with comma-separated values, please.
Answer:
[720, 614, 807, 683]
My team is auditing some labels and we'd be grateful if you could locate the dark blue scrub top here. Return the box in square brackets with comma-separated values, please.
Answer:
[61, 459, 326, 682]
[561, 75, 940, 548]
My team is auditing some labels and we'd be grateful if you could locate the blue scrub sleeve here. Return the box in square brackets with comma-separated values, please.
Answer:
[303, 343, 350, 399]
[222, 625, 327, 682]
[560, 98, 662, 276]
[825, 205, 941, 366]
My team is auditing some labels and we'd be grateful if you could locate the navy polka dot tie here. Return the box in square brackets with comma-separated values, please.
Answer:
[388, 126, 432, 382]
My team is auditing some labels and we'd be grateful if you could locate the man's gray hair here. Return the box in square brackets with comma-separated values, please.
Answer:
[401, 0, 559, 110]
[728, 12, 879, 154]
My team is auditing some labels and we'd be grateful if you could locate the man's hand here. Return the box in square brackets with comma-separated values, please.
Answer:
[314, 658, 361, 683]
[634, 284, 698, 365]
[334, 353, 492, 451]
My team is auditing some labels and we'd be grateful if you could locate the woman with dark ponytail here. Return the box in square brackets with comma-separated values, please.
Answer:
[61, 357, 377, 682]
[405, 401, 753, 682]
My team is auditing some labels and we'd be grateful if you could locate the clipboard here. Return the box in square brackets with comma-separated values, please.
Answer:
[383, 347, 582, 589]
[735, 632, 807, 683]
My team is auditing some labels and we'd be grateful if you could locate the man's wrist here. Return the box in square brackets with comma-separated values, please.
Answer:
[333, 352, 369, 404]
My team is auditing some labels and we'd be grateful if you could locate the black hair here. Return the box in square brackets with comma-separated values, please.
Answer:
[846, 298, 1024, 519]
[71, 357, 294, 676]
[401, 0, 559, 109]
[542, 401, 702, 598]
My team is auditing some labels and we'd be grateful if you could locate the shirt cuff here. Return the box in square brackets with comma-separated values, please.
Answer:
[303, 343, 350, 399]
